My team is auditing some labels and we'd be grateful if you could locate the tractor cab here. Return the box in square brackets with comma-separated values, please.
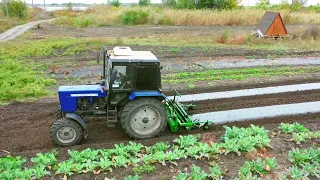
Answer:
[103, 46, 163, 104]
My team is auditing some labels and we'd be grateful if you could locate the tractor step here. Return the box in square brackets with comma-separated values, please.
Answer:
[107, 106, 117, 127]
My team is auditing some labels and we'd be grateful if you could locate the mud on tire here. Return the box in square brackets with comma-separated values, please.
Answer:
[120, 97, 167, 139]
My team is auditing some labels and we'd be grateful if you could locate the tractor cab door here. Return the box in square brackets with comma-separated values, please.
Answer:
[110, 64, 134, 91]
[109, 63, 134, 104]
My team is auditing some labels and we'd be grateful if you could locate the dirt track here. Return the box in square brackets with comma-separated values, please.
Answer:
[1, 84, 319, 157]
[0, 19, 55, 42]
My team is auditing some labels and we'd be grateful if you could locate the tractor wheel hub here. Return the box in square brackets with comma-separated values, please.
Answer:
[56, 127, 76, 144]
[142, 117, 149, 124]
[130, 106, 161, 135]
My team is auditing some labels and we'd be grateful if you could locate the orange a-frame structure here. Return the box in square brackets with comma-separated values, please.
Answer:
[256, 11, 288, 37]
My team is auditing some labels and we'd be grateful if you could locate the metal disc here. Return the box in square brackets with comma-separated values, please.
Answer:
[56, 127, 77, 144]
[130, 106, 161, 135]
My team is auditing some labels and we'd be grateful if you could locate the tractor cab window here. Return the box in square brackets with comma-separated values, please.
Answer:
[111, 65, 133, 90]
[136, 65, 159, 90]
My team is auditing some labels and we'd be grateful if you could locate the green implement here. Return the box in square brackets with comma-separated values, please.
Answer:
[164, 89, 210, 132]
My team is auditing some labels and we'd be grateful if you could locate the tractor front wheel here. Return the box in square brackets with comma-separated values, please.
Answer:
[120, 97, 167, 139]
[50, 118, 84, 146]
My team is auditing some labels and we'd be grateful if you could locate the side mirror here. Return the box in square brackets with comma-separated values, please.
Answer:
[100, 80, 105, 86]
[97, 51, 101, 64]
[160, 66, 163, 70]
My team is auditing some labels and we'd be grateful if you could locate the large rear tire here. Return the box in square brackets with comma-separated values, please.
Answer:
[50, 118, 84, 147]
[120, 98, 167, 139]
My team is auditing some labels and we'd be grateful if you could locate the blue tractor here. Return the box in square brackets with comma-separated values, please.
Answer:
[51, 47, 207, 147]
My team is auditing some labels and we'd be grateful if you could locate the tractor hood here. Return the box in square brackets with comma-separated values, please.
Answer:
[58, 84, 107, 112]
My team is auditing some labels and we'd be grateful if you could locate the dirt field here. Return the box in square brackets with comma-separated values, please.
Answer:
[32, 23, 320, 39]
[1, 24, 320, 179]
[1, 86, 320, 179]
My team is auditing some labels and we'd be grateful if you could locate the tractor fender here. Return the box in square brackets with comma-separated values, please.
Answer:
[65, 113, 88, 139]
[128, 91, 166, 101]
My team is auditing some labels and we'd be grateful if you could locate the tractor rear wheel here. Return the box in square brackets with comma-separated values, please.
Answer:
[50, 118, 84, 146]
[120, 97, 167, 139]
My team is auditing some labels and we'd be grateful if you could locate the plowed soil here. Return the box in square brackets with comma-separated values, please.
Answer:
[0, 83, 320, 180]
[1, 86, 319, 155]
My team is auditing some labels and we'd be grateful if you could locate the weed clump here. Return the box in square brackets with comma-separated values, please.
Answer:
[121, 10, 149, 25]
[302, 25, 320, 40]
[0, 59, 56, 103]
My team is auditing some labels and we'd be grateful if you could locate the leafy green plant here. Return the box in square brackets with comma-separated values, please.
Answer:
[68, 148, 100, 163]
[187, 84, 195, 89]
[288, 148, 320, 165]
[125, 174, 141, 180]
[279, 123, 320, 144]
[292, 131, 320, 144]
[173, 135, 199, 148]
[289, 166, 309, 179]
[170, 47, 180, 52]
[55, 160, 74, 175]
[209, 163, 223, 180]
[113, 155, 130, 168]
[220, 125, 270, 155]
[32, 165, 51, 179]
[126, 141, 144, 155]
[133, 164, 156, 175]
[287, 148, 320, 179]
[0, 155, 26, 172]
[150, 142, 170, 153]
[173, 171, 189, 180]
[191, 165, 208, 180]
[31, 151, 58, 167]
[238, 158, 277, 179]
[279, 122, 309, 134]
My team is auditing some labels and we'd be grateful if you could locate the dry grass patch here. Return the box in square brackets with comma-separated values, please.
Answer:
[53, 5, 320, 27]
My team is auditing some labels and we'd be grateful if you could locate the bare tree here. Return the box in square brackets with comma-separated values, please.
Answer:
[291, 0, 308, 6]
[3, 0, 9, 17]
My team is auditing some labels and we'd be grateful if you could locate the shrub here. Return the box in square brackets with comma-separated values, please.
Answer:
[1, 0, 27, 19]
[230, 34, 246, 45]
[216, 30, 230, 44]
[196, 0, 239, 10]
[74, 17, 93, 28]
[176, 0, 195, 9]
[108, 0, 121, 7]
[139, 0, 151, 6]
[162, 0, 176, 7]
[255, 0, 271, 10]
[302, 26, 320, 40]
[158, 16, 172, 25]
[121, 10, 149, 25]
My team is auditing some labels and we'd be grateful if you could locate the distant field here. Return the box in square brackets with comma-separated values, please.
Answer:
[53, 5, 320, 28]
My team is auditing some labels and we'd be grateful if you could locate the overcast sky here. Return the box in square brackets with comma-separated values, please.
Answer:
[23, 0, 320, 5]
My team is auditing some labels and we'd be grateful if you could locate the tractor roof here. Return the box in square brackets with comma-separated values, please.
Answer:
[108, 46, 159, 63]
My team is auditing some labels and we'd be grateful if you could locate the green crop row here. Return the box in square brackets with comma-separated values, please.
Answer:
[0, 125, 270, 179]
[162, 67, 320, 84]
